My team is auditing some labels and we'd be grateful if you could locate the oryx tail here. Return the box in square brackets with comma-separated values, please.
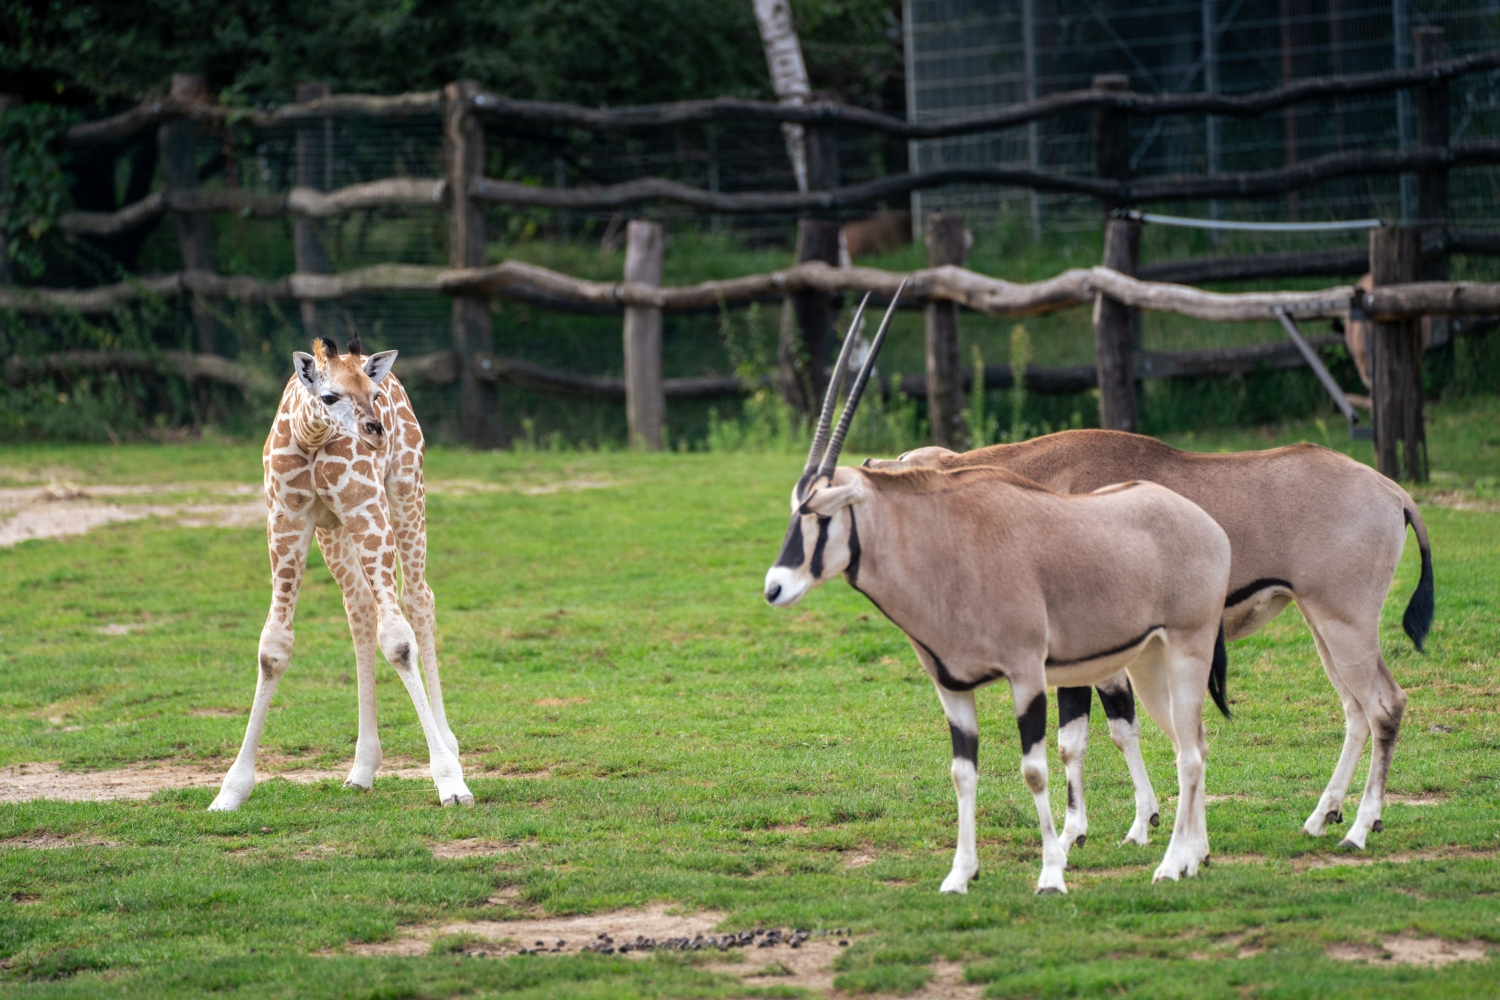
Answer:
[1209, 623, 1229, 718]
[1401, 501, 1434, 652]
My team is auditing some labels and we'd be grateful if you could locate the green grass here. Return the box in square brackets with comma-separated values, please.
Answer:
[0, 399, 1498, 997]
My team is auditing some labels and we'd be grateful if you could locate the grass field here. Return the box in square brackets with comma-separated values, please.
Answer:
[0, 398, 1497, 998]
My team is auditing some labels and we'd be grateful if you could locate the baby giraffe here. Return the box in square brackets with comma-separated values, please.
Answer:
[209, 337, 471, 810]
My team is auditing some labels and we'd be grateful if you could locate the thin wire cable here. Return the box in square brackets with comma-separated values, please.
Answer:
[1120, 209, 1385, 232]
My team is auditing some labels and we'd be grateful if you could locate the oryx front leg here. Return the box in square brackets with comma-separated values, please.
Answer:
[1055, 686, 1090, 852]
[1096, 673, 1159, 845]
[934, 686, 980, 894]
[1015, 683, 1066, 894]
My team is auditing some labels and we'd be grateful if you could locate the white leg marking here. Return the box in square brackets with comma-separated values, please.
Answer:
[934, 686, 980, 894]
[1022, 741, 1068, 894]
[1057, 712, 1089, 853]
[1151, 646, 1211, 882]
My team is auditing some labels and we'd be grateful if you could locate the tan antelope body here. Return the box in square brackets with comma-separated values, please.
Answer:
[762, 290, 1233, 893]
[874, 430, 1433, 851]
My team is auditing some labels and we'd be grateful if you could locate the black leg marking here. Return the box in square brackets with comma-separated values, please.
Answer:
[1017, 693, 1047, 756]
[1327, 810, 1344, 825]
[1057, 686, 1091, 729]
[949, 723, 978, 766]
[1096, 678, 1136, 725]
[1066, 780, 1076, 812]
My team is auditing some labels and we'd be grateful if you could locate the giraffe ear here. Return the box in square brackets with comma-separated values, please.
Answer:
[363, 350, 398, 384]
[293, 352, 319, 391]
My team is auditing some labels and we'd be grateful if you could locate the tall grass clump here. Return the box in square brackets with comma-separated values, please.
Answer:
[706, 300, 804, 452]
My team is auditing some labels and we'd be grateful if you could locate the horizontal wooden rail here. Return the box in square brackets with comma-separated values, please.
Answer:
[10, 258, 1499, 323]
[7, 334, 1342, 404]
[57, 180, 446, 235]
[64, 49, 1500, 147]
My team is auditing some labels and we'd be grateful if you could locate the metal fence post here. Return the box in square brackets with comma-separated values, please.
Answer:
[622, 220, 666, 451]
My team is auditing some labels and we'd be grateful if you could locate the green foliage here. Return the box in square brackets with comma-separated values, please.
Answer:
[1008, 323, 1031, 442]
[706, 301, 805, 454]
[964, 344, 993, 448]
[0, 1, 898, 108]
[0, 102, 77, 278]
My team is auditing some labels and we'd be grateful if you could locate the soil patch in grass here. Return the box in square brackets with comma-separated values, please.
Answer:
[1327, 935, 1490, 967]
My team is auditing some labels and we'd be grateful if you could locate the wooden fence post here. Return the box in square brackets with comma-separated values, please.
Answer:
[294, 82, 335, 340]
[444, 79, 497, 447]
[1414, 27, 1449, 283]
[779, 219, 841, 416]
[622, 220, 665, 451]
[925, 212, 968, 448]
[1370, 226, 1426, 481]
[0, 94, 14, 286]
[158, 73, 216, 354]
[1094, 218, 1141, 433]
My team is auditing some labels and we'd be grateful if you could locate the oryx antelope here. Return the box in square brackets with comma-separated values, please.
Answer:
[763, 290, 1233, 893]
[871, 430, 1433, 852]
[210, 336, 470, 812]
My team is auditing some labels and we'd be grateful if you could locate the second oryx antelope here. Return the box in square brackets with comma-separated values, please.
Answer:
[763, 287, 1233, 894]
[869, 431, 1433, 852]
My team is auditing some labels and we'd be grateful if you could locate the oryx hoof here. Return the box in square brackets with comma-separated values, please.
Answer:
[343, 779, 373, 792]
[1335, 838, 1362, 852]
[1149, 812, 1160, 828]
[1072, 834, 1087, 850]
[442, 792, 476, 808]
[1035, 886, 1064, 895]
[1372, 819, 1384, 833]
[1326, 810, 1343, 825]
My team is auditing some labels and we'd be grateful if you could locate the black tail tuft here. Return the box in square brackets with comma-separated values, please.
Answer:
[346, 334, 363, 356]
[1208, 622, 1231, 718]
[1402, 507, 1434, 652]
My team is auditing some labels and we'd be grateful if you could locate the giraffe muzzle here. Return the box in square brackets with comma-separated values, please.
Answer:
[364, 421, 384, 437]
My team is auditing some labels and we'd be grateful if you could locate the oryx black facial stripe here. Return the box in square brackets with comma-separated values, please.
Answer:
[1046, 625, 1165, 667]
[1224, 577, 1294, 607]
[1017, 693, 1048, 756]
[1096, 678, 1137, 724]
[1057, 686, 1091, 728]
[774, 517, 805, 568]
[809, 516, 831, 578]
[949, 723, 978, 766]
[844, 508, 861, 584]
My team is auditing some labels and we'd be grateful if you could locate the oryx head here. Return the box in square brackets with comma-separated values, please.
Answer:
[292, 337, 399, 451]
[764, 282, 905, 607]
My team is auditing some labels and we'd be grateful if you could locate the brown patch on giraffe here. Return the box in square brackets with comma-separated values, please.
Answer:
[271, 424, 292, 449]
[323, 437, 355, 459]
[286, 471, 313, 492]
[352, 460, 373, 478]
[270, 454, 306, 475]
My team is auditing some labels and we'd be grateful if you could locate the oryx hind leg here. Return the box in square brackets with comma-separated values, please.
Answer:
[1128, 638, 1211, 882]
[934, 685, 980, 894]
[1056, 686, 1091, 852]
[1301, 609, 1407, 850]
[1095, 672, 1159, 845]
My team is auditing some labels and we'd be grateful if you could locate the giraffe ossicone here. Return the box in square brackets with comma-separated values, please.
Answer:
[209, 336, 469, 811]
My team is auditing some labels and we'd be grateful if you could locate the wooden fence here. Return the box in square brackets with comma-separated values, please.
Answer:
[6, 30, 1500, 477]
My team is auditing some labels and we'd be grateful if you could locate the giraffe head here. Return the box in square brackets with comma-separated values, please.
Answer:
[292, 337, 399, 452]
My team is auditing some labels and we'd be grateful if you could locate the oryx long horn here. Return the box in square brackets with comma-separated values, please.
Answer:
[802, 292, 873, 478]
[816, 280, 906, 478]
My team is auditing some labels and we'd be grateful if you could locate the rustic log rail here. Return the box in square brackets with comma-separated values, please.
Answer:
[9, 257, 1497, 324]
[62, 48, 1500, 147]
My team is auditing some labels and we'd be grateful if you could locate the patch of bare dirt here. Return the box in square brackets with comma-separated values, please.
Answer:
[429, 839, 530, 859]
[1292, 846, 1495, 872]
[1384, 792, 1447, 806]
[843, 848, 878, 869]
[0, 756, 522, 804]
[0, 481, 265, 547]
[342, 904, 729, 957]
[1327, 935, 1490, 967]
[0, 833, 120, 850]
[1415, 490, 1500, 513]
[533, 698, 587, 708]
[190, 707, 242, 717]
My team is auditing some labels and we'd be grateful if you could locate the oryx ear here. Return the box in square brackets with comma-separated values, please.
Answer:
[363, 350, 398, 384]
[801, 481, 865, 517]
[293, 352, 319, 391]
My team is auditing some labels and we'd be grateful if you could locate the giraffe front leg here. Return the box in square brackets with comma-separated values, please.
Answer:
[317, 526, 383, 791]
[211, 515, 314, 812]
[377, 614, 473, 807]
[935, 685, 980, 894]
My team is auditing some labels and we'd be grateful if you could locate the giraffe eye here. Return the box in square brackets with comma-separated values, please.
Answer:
[321, 394, 339, 405]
